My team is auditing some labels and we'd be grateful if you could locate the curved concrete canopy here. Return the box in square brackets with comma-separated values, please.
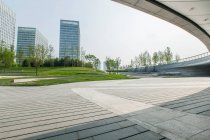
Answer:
[113, 0, 210, 51]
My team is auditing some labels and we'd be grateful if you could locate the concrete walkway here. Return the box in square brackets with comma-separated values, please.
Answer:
[13, 77, 56, 83]
[0, 76, 27, 79]
[0, 77, 210, 140]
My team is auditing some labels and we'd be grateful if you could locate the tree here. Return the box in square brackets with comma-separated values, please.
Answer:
[22, 58, 31, 67]
[48, 45, 54, 67]
[16, 49, 24, 66]
[0, 41, 15, 71]
[134, 56, 139, 68]
[164, 47, 173, 64]
[93, 58, 100, 69]
[29, 45, 49, 76]
[104, 57, 121, 72]
[158, 51, 165, 64]
[85, 54, 100, 69]
[142, 51, 151, 66]
[152, 52, 159, 65]
[105, 57, 115, 71]
[115, 57, 121, 73]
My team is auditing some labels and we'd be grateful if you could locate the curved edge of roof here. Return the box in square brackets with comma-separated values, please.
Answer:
[112, 0, 210, 51]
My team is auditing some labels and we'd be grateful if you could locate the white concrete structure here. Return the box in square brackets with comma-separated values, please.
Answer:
[113, 0, 210, 51]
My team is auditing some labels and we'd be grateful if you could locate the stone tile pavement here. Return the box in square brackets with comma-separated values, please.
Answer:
[1, 77, 210, 140]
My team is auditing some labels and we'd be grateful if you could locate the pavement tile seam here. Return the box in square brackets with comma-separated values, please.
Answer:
[128, 118, 164, 134]
[0, 98, 90, 107]
[78, 124, 137, 140]
[24, 115, 117, 140]
[174, 114, 210, 130]
[0, 103, 99, 116]
[0, 98, 90, 103]
[34, 118, 127, 140]
[185, 105, 210, 114]
[0, 104, 99, 120]
[177, 103, 210, 112]
[155, 119, 203, 139]
[118, 130, 149, 140]
[164, 99, 210, 109]
[0, 112, 114, 140]
[0, 98, 89, 105]
[0, 108, 106, 128]
[160, 130, 186, 140]
[198, 109, 210, 115]
[0, 107, 102, 124]
[0, 105, 99, 122]
[0, 102, 95, 115]
[0, 105, 96, 118]
[0, 111, 112, 134]
[161, 95, 210, 107]
[130, 94, 210, 105]
[187, 128, 210, 140]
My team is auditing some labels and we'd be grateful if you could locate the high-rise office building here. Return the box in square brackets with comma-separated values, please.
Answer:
[0, 0, 16, 46]
[59, 20, 80, 59]
[16, 27, 48, 64]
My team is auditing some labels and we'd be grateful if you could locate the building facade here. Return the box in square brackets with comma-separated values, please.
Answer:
[0, 0, 16, 46]
[16, 27, 48, 64]
[59, 20, 80, 59]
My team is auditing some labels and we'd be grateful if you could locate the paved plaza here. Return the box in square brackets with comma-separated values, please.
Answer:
[0, 78, 210, 140]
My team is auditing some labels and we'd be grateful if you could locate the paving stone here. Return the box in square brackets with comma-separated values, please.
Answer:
[118, 120, 136, 127]
[64, 120, 107, 133]
[129, 108, 185, 125]
[189, 129, 210, 140]
[199, 110, 210, 117]
[104, 116, 126, 124]
[133, 125, 148, 132]
[123, 131, 164, 140]
[1, 78, 210, 140]
[186, 104, 210, 114]
[175, 114, 210, 130]
[163, 98, 210, 109]
[78, 122, 126, 139]
[42, 132, 78, 140]
[155, 120, 203, 138]
[93, 126, 140, 140]
[82, 138, 94, 140]
[175, 101, 210, 111]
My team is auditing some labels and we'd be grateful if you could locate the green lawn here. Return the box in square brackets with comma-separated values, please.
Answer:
[0, 67, 131, 86]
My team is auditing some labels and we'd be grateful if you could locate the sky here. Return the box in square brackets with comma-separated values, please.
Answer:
[3, 0, 208, 65]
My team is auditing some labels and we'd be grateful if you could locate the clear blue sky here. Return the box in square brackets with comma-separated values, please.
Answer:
[3, 0, 208, 65]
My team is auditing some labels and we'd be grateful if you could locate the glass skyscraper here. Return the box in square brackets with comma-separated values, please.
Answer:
[16, 27, 48, 64]
[59, 20, 80, 59]
[0, 0, 16, 46]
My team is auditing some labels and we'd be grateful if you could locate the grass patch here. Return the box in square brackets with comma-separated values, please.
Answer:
[0, 67, 132, 86]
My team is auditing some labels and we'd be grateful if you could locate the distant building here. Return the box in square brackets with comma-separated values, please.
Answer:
[0, 0, 16, 46]
[16, 27, 48, 64]
[59, 20, 80, 59]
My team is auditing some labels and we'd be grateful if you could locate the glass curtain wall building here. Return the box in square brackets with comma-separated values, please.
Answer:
[16, 27, 48, 64]
[0, 0, 16, 46]
[59, 20, 80, 59]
